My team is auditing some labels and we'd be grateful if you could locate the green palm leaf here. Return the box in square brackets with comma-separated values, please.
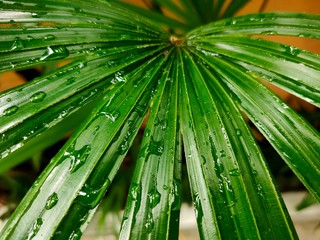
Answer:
[0, 45, 166, 172]
[120, 51, 181, 239]
[0, 1, 319, 239]
[179, 49, 297, 239]
[187, 36, 320, 106]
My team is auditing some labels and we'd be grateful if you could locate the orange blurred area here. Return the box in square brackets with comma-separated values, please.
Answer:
[0, 71, 26, 92]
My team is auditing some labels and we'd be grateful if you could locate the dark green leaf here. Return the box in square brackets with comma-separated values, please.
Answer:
[0, 50, 168, 239]
[190, 49, 320, 201]
[188, 13, 320, 39]
[187, 36, 320, 107]
[179, 48, 298, 239]
[120, 50, 181, 239]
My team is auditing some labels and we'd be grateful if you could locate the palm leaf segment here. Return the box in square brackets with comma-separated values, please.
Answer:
[0, 0, 319, 239]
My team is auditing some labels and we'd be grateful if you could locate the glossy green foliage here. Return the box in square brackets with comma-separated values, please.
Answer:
[0, 0, 319, 239]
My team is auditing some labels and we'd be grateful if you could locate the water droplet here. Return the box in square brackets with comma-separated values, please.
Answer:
[69, 228, 82, 240]
[66, 77, 76, 85]
[144, 129, 151, 137]
[145, 212, 154, 233]
[224, 19, 237, 26]
[78, 62, 87, 69]
[74, 8, 84, 13]
[221, 175, 236, 207]
[93, 125, 100, 135]
[159, 119, 168, 130]
[27, 58, 38, 64]
[10, 37, 24, 51]
[1, 133, 7, 141]
[100, 109, 120, 122]
[30, 91, 46, 103]
[229, 168, 240, 176]
[45, 192, 59, 210]
[58, 109, 69, 119]
[283, 45, 300, 56]
[76, 179, 110, 209]
[252, 168, 258, 176]
[171, 179, 181, 211]
[261, 30, 277, 35]
[130, 183, 141, 201]
[43, 34, 55, 41]
[27, 35, 35, 42]
[26, 217, 43, 240]
[66, 144, 91, 173]
[8, 62, 15, 69]
[166, 76, 173, 82]
[235, 129, 242, 136]
[154, 116, 160, 126]
[219, 150, 226, 158]
[148, 138, 164, 157]
[134, 104, 147, 116]
[117, 140, 129, 155]
[256, 183, 265, 199]
[31, 12, 39, 18]
[148, 188, 161, 208]
[3, 105, 19, 116]
[111, 71, 127, 84]
[40, 46, 69, 61]
[193, 192, 203, 222]
[120, 34, 130, 40]
[201, 155, 207, 165]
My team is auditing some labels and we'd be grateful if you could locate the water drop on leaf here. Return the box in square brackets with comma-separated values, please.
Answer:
[229, 168, 240, 176]
[100, 109, 120, 122]
[66, 77, 76, 85]
[10, 37, 24, 50]
[74, 8, 84, 13]
[193, 192, 204, 223]
[69, 228, 82, 240]
[30, 91, 46, 103]
[3, 105, 19, 116]
[221, 175, 236, 207]
[148, 188, 161, 208]
[26, 217, 43, 240]
[148, 138, 164, 157]
[261, 30, 277, 35]
[235, 129, 242, 136]
[130, 183, 141, 201]
[145, 212, 154, 233]
[283, 45, 300, 56]
[76, 179, 110, 209]
[171, 179, 181, 211]
[43, 34, 56, 41]
[45, 192, 59, 210]
[40, 46, 69, 61]
[31, 12, 39, 18]
[68, 144, 91, 173]
[27, 35, 35, 42]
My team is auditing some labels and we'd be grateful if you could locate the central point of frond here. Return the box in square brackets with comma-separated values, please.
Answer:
[170, 36, 184, 46]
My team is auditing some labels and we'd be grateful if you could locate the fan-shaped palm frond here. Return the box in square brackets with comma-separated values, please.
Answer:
[0, 0, 319, 239]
